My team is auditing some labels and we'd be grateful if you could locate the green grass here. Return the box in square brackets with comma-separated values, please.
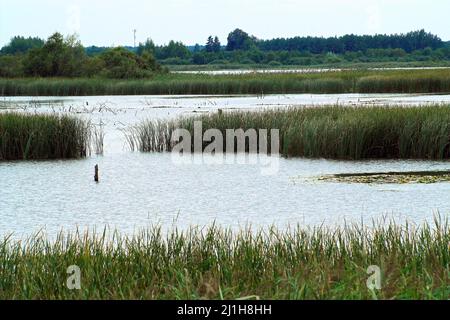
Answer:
[0, 218, 447, 300]
[130, 105, 450, 160]
[1, 69, 450, 96]
[0, 112, 90, 160]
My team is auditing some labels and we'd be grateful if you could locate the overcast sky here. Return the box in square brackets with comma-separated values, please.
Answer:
[1, 0, 449, 47]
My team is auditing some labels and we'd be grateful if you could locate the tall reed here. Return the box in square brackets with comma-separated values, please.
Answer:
[0, 218, 447, 299]
[1, 69, 450, 96]
[130, 105, 450, 160]
[0, 112, 90, 160]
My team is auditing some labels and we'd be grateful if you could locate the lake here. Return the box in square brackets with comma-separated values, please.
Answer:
[1, 93, 450, 239]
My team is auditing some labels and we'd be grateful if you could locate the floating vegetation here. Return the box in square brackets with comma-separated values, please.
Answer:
[0, 218, 448, 300]
[318, 170, 450, 184]
[0, 112, 90, 160]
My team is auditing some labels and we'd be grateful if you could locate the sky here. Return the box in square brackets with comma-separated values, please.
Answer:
[1, 0, 449, 47]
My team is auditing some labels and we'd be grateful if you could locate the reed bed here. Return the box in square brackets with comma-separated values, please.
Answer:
[1, 69, 450, 96]
[130, 105, 450, 160]
[0, 218, 447, 300]
[0, 112, 90, 160]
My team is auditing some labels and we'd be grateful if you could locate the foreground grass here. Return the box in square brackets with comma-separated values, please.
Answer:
[1, 69, 450, 96]
[0, 219, 448, 300]
[0, 112, 89, 160]
[129, 105, 450, 160]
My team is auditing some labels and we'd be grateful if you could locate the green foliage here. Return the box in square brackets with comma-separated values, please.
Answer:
[23, 33, 86, 77]
[2, 33, 165, 79]
[0, 36, 44, 55]
[99, 47, 156, 79]
[2, 30, 450, 74]
[205, 36, 221, 53]
[158, 40, 191, 60]
[0, 113, 89, 160]
[226, 28, 256, 51]
[259, 29, 443, 54]
[137, 38, 156, 56]
[0, 219, 447, 299]
[0, 55, 24, 77]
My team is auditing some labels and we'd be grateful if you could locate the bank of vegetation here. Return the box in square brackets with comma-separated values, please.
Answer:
[0, 219, 447, 299]
[130, 105, 450, 160]
[0, 33, 166, 79]
[0, 112, 89, 160]
[1, 69, 450, 96]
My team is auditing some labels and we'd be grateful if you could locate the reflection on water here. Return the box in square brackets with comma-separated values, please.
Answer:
[1, 94, 450, 239]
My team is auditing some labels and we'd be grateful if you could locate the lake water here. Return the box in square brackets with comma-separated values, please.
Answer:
[174, 67, 450, 75]
[1, 93, 450, 239]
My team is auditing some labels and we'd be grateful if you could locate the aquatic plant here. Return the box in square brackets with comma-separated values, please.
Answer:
[318, 170, 450, 184]
[1, 69, 450, 96]
[130, 105, 450, 160]
[0, 112, 90, 160]
[0, 217, 447, 300]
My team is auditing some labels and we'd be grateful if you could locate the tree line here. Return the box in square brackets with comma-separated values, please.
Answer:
[1, 29, 449, 78]
[0, 33, 165, 78]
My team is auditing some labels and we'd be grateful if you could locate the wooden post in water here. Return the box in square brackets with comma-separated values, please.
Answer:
[94, 165, 99, 183]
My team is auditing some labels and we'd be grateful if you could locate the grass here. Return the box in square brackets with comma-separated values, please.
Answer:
[0, 112, 90, 160]
[1, 69, 450, 96]
[128, 105, 450, 160]
[0, 218, 447, 300]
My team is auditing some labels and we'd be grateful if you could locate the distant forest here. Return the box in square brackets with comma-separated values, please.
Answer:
[1, 29, 450, 77]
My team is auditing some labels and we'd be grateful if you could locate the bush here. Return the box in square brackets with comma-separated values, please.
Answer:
[0, 55, 24, 77]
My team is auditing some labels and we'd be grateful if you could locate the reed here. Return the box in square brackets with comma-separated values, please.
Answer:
[0, 217, 447, 300]
[1, 69, 450, 96]
[0, 112, 90, 160]
[130, 105, 450, 160]
[91, 122, 105, 155]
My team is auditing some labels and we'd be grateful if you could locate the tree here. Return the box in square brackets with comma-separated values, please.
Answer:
[213, 36, 221, 53]
[205, 36, 214, 52]
[137, 38, 156, 56]
[158, 41, 191, 60]
[141, 50, 162, 72]
[0, 36, 44, 55]
[192, 52, 207, 64]
[99, 47, 164, 78]
[256, 30, 444, 54]
[23, 33, 86, 77]
[0, 55, 24, 77]
[193, 44, 202, 53]
[226, 29, 254, 51]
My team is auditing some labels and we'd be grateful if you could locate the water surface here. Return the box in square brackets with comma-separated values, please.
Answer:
[1, 93, 449, 239]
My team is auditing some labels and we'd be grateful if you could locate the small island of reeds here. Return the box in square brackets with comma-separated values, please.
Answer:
[0, 113, 89, 161]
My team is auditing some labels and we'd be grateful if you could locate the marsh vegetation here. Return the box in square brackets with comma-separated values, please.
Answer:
[0, 218, 447, 300]
[318, 170, 450, 184]
[129, 105, 450, 160]
[1, 69, 450, 96]
[0, 112, 90, 160]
